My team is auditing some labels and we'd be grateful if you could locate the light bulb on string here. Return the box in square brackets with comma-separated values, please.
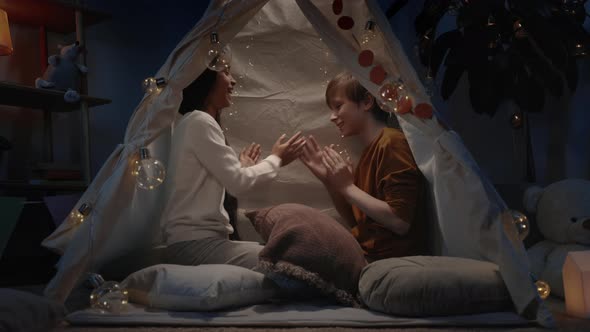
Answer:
[142, 77, 167, 95]
[132, 147, 166, 190]
[508, 209, 530, 241]
[535, 280, 551, 300]
[70, 202, 92, 224]
[87, 273, 129, 314]
[205, 32, 232, 71]
[360, 20, 377, 46]
[379, 80, 408, 113]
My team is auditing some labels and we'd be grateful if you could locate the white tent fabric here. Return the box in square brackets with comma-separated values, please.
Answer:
[41, 0, 552, 326]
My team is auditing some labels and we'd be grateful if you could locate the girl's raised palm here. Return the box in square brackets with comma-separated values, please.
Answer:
[271, 131, 307, 166]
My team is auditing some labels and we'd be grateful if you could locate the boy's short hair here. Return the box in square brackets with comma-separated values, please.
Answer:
[325, 72, 389, 124]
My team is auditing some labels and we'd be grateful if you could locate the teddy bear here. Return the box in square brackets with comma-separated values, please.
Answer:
[35, 41, 87, 103]
[524, 178, 590, 299]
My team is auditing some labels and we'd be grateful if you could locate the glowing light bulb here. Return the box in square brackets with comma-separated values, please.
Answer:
[70, 202, 92, 224]
[142, 77, 166, 95]
[378, 81, 407, 113]
[360, 20, 377, 46]
[87, 273, 129, 314]
[536, 280, 551, 300]
[205, 32, 232, 71]
[132, 147, 166, 190]
[509, 209, 530, 241]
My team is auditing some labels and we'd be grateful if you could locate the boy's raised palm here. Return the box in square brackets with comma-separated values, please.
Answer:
[300, 135, 329, 182]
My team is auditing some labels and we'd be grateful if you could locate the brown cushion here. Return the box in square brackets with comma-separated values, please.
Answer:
[246, 203, 367, 306]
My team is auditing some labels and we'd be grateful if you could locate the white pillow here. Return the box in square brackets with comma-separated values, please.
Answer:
[121, 264, 279, 311]
[0, 288, 64, 332]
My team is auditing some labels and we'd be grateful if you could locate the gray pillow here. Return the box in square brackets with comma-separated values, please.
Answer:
[0, 288, 65, 332]
[359, 256, 513, 316]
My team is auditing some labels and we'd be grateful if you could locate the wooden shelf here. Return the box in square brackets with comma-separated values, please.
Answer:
[0, 179, 87, 192]
[0, 81, 111, 112]
[0, 0, 111, 34]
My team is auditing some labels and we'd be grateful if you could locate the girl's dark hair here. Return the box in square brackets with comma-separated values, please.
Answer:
[179, 68, 218, 117]
[325, 72, 398, 127]
[179, 68, 241, 240]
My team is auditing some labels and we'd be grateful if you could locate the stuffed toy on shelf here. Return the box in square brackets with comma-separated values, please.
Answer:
[35, 41, 87, 103]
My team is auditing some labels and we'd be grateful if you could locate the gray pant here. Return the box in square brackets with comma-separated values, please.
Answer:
[163, 238, 263, 270]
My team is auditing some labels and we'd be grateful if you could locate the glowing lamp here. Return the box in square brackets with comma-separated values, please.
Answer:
[0, 9, 13, 56]
[563, 250, 590, 319]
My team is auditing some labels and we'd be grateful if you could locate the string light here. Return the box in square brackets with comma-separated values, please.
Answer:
[142, 77, 167, 95]
[132, 147, 166, 190]
[379, 81, 409, 113]
[70, 202, 92, 224]
[509, 209, 530, 241]
[360, 20, 377, 46]
[536, 280, 551, 300]
[87, 273, 129, 314]
[205, 32, 232, 71]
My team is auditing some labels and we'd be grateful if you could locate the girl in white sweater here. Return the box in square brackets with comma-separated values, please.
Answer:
[160, 67, 305, 269]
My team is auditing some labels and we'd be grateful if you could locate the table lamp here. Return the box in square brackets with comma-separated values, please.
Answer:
[0, 8, 13, 55]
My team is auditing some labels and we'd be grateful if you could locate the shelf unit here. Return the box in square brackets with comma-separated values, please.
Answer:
[0, 81, 110, 111]
[0, 0, 111, 193]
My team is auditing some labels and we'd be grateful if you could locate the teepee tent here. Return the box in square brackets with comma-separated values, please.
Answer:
[41, 0, 552, 326]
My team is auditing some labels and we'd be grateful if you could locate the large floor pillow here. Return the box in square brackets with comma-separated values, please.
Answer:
[359, 256, 513, 316]
[246, 203, 367, 306]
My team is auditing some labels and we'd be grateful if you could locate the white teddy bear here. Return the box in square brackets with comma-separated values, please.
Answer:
[35, 41, 87, 103]
[524, 178, 590, 298]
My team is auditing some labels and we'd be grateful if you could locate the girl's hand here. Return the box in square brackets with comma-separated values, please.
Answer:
[322, 146, 354, 193]
[272, 132, 307, 167]
[239, 142, 261, 167]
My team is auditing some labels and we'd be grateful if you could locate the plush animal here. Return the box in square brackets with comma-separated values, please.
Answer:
[524, 179, 590, 299]
[35, 41, 87, 103]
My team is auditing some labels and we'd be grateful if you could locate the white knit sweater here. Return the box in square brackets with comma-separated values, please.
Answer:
[160, 111, 281, 245]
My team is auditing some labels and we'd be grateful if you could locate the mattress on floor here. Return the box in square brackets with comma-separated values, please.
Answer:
[66, 300, 532, 327]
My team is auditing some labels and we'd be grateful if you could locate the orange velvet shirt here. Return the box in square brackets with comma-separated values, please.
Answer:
[351, 128, 428, 261]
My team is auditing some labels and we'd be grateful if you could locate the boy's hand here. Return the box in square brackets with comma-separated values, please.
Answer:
[322, 146, 354, 193]
[300, 135, 328, 182]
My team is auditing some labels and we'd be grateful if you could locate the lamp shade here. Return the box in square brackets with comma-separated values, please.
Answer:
[0, 8, 13, 55]
[563, 250, 590, 319]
